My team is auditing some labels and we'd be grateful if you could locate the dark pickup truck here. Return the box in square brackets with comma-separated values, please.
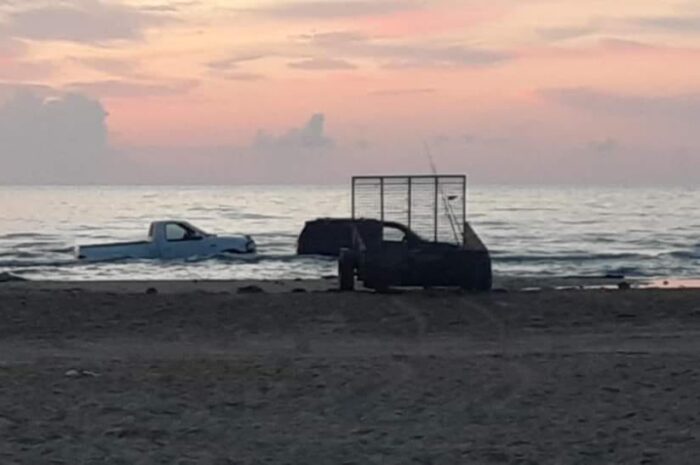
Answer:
[297, 218, 492, 291]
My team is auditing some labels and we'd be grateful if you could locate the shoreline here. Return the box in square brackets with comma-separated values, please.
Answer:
[1, 274, 699, 294]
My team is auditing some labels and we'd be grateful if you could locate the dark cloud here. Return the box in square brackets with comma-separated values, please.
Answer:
[631, 15, 700, 33]
[379, 45, 512, 68]
[419, 133, 700, 186]
[207, 53, 267, 71]
[536, 13, 700, 44]
[537, 26, 598, 41]
[597, 38, 655, 51]
[588, 137, 619, 154]
[244, 1, 423, 19]
[0, 90, 113, 183]
[254, 113, 334, 150]
[0, 82, 54, 99]
[300, 31, 369, 46]
[458, 132, 509, 146]
[0, 0, 174, 44]
[66, 79, 199, 98]
[541, 87, 700, 119]
[138, 1, 200, 13]
[288, 57, 357, 70]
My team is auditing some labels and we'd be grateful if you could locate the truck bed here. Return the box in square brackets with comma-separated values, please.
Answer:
[80, 240, 150, 249]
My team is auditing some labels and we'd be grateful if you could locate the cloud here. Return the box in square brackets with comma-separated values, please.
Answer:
[66, 79, 199, 98]
[245, 1, 423, 19]
[0, 82, 55, 100]
[206, 53, 267, 72]
[588, 137, 619, 154]
[71, 56, 140, 77]
[288, 57, 357, 70]
[379, 45, 512, 68]
[0, 0, 174, 44]
[0, 36, 53, 79]
[138, 1, 200, 13]
[596, 38, 656, 51]
[300, 31, 369, 46]
[206, 54, 268, 80]
[535, 13, 700, 45]
[0, 90, 113, 183]
[418, 132, 700, 186]
[0, 36, 25, 56]
[122, 113, 345, 184]
[369, 88, 435, 96]
[211, 31, 512, 74]
[253, 113, 334, 150]
[631, 15, 700, 33]
[537, 25, 598, 41]
[220, 72, 265, 81]
[0, 58, 54, 80]
[303, 33, 513, 68]
[541, 87, 700, 119]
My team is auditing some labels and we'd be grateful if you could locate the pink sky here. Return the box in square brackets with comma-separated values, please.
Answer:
[1, 0, 699, 184]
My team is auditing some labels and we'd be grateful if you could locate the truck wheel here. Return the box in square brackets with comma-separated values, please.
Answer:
[338, 250, 355, 291]
[366, 274, 390, 293]
[372, 282, 390, 294]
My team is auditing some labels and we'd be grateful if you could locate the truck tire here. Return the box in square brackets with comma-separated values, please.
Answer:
[365, 272, 391, 293]
[338, 249, 355, 291]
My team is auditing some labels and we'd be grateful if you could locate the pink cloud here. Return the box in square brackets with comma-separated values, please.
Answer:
[0, 56, 54, 80]
[361, 5, 507, 37]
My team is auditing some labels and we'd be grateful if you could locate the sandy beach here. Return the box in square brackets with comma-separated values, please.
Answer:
[1, 280, 700, 464]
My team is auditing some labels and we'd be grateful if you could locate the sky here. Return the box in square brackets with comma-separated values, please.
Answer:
[1, 0, 699, 185]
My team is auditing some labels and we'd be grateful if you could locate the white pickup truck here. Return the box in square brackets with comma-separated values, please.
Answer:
[76, 221, 256, 261]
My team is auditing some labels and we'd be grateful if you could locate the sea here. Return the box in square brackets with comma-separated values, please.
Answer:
[0, 185, 698, 281]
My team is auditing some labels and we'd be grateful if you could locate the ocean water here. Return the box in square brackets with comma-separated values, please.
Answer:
[0, 185, 699, 281]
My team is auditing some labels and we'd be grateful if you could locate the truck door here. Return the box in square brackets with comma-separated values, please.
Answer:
[378, 224, 411, 283]
[160, 222, 204, 258]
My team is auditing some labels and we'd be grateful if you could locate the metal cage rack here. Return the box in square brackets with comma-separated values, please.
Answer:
[351, 175, 467, 244]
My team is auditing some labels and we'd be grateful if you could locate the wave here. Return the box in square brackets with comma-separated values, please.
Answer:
[0, 252, 334, 269]
[0, 232, 53, 240]
[492, 252, 648, 263]
[664, 250, 700, 260]
[0, 259, 79, 268]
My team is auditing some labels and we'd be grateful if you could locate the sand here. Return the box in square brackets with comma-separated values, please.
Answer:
[1, 280, 699, 464]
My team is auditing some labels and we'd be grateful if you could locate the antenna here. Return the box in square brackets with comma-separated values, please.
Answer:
[424, 143, 462, 244]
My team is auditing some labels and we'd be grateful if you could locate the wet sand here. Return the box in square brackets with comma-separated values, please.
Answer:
[1, 280, 699, 464]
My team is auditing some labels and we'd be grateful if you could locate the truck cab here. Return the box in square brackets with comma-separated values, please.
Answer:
[339, 220, 491, 291]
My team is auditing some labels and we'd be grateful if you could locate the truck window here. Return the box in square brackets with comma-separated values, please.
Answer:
[166, 224, 186, 241]
[383, 225, 406, 242]
[165, 223, 200, 241]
